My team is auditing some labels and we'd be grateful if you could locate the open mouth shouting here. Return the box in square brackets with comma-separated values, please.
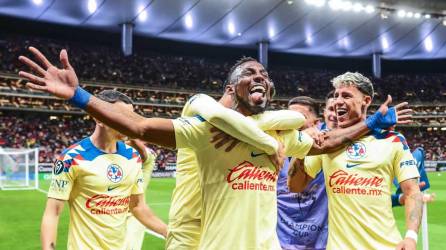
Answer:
[249, 84, 266, 104]
[336, 107, 348, 122]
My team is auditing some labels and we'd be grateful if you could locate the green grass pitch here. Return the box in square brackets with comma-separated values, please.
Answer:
[0, 173, 444, 249]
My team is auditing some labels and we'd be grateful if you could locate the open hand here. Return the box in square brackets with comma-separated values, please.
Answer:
[18, 47, 79, 100]
[303, 127, 325, 146]
[377, 95, 413, 125]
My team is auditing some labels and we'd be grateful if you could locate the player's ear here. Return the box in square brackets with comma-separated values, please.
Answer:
[93, 117, 105, 127]
[225, 84, 235, 95]
[363, 95, 372, 106]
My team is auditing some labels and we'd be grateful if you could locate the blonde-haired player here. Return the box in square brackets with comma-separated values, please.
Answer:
[290, 72, 422, 250]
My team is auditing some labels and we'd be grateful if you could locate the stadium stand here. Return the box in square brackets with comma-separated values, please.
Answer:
[1, 34, 446, 101]
[1, 34, 445, 166]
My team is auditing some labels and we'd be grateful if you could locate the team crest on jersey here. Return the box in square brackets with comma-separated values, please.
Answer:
[53, 160, 65, 175]
[346, 142, 367, 159]
[107, 164, 123, 183]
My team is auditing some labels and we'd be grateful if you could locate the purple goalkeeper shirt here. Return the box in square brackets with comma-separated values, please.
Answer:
[276, 158, 328, 250]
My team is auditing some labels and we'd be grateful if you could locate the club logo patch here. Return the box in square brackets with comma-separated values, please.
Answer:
[107, 164, 123, 183]
[53, 160, 65, 175]
[346, 142, 367, 159]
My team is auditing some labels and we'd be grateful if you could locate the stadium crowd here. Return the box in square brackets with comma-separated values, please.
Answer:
[1, 34, 445, 165]
[2, 75, 446, 119]
[0, 114, 177, 168]
[1, 34, 446, 102]
[0, 114, 444, 163]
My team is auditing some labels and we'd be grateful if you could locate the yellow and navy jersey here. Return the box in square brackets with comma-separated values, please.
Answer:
[304, 130, 420, 250]
[48, 137, 144, 250]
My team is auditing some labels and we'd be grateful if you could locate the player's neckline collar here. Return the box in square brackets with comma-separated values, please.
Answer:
[86, 137, 120, 155]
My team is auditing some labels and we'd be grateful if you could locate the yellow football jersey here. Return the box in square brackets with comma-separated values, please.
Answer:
[167, 94, 306, 250]
[173, 115, 313, 250]
[125, 148, 157, 250]
[304, 131, 420, 250]
[48, 137, 144, 250]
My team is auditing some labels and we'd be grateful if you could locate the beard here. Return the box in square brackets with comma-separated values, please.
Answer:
[234, 91, 268, 115]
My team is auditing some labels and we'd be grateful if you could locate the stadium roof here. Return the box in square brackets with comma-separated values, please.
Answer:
[2, 0, 446, 60]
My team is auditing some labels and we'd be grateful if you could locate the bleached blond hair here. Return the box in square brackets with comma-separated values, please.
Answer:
[331, 72, 374, 98]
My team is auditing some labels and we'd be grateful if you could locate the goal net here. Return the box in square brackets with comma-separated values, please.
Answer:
[0, 148, 39, 190]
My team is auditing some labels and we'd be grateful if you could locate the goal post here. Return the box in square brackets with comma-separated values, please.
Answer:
[0, 148, 39, 190]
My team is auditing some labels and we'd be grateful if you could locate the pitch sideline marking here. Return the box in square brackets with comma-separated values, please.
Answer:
[37, 188, 48, 194]
[145, 229, 166, 240]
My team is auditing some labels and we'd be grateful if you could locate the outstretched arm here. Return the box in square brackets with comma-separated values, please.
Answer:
[306, 120, 369, 155]
[249, 110, 306, 131]
[19, 47, 176, 148]
[307, 95, 412, 155]
[86, 97, 176, 148]
[186, 94, 278, 155]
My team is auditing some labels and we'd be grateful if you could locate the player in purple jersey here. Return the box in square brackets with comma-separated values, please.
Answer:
[277, 94, 336, 250]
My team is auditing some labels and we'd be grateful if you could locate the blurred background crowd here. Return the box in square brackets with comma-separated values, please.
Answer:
[1, 34, 445, 167]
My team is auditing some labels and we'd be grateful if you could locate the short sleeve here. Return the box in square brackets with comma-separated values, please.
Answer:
[280, 129, 314, 159]
[172, 116, 206, 150]
[393, 138, 420, 184]
[47, 154, 77, 200]
[131, 168, 145, 195]
[304, 155, 323, 178]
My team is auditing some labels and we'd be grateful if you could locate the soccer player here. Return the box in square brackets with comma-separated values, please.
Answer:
[277, 96, 331, 250]
[167, 93, 306, 250]
[287, 96, 320, 129]
[124, 139, 158, 250]
[40, 90, 167, 250]
[321, 90, 337, 130]
[289, 72, 423, 250]
[19, 48, 410, 249]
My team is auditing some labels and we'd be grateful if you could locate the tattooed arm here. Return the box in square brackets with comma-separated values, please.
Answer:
[396, 178, 423, 250]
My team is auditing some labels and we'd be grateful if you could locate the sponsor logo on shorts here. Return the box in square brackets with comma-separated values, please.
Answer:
[53, 160, 64, 175]
[107, 164, 123, 183]
[346, 142, 367, 159]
